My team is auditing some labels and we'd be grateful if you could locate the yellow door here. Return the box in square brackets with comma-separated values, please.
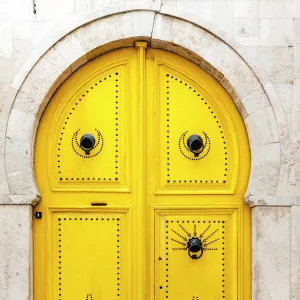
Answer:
[34, 43, 251, 300]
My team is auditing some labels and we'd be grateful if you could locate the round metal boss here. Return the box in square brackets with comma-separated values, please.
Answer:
[80, 133, 96, 155]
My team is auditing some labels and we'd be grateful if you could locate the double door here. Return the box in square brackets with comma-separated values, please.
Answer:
[34, 43, 251, 300]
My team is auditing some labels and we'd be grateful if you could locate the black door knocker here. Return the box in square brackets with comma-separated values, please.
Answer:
[187, 134, 204, 157]
[80, 133, 96, 155]
[187, 237, 204, 259]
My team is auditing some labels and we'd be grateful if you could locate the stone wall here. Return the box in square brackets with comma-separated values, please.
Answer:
[0, 1, 300, 300]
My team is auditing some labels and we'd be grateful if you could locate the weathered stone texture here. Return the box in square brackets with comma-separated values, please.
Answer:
[292, 206, 300, 300]
[0, 205, 32, 300]
[252, 206, 291, 300]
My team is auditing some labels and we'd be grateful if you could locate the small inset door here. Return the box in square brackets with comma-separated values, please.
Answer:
[154, 210, 237, 299]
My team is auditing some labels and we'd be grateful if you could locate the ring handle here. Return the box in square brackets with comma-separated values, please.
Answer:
[188, 248, 204, 260]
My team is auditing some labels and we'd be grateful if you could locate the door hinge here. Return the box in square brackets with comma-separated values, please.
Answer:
[34, 212, 42, 219]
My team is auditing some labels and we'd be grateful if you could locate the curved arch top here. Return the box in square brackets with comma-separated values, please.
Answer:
[4, 7, 283, 205]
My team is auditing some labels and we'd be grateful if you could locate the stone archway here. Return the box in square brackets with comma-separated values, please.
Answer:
[4, 9, 283, 207]
[3, 7, 287, 300]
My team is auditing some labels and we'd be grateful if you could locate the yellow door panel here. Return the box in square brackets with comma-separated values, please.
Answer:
[52, 68, 126, 187]
[154, 210, 237, 300]
[41, 51, 136, 192]
[157, 65, 236, 193]
[51, 211, 129, 300]
[34, 44, 251, 300]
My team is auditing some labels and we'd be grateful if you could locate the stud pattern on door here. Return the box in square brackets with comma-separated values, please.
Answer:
[46, 61, 131, 191]
[155, 210, 236, 300]
[54, 213, 124, 300]
[56, 71, 120, 182]
[157, 65, 238, 193]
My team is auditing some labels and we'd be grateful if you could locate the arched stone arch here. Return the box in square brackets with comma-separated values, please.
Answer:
[4, 7, 284, 206]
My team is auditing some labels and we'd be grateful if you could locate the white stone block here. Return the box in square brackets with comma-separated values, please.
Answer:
[204, 39, 231, 70]
[260, 19, 293, 46]
[273, 83, 293, 137]
[264, 81, 289, 141]
[161, 0, 177, 8]
[246, 195, 300, 207]
[0, 21, 13, 58]
[91, 0, 123, 9]
[294, 79, 300, 112]
[176, 0, 212, 20]
[295, 1, 300, 18]
[233, 0, 258, 18]
[12, 39, 33, 76]
[132, 11, 156, 37]
[295, 42, 300, 79]
[0, 58, 15, 83]
[291, 206, 300, 300]
[5, 153, 38, 195]
[19, 48, 69, 116]
[218, 49, 260, 99]
[0, 195, 9, 204]
[246, 143, 280, 197]
[12, 22, 32, 40]
[126, 0, 158, 10]
[253, 47, 293, 84]
[73, 14, 122, 53]
[293, 111, 300, 143]
[0, 154, 9, 195]
[11, 49, 40, 91]
[36, 0, 75, 22]
[252, 206, 290, 249]
[162, 1, 234, 34]
[241, 46, 259, 66]
[0, 0, 35, 21]
[259, 0, 294, 18]
[234, 21, 261, 47]
[274, 84, 293, 115]
[152, 14, 172, 42]
[74, 11, 154, 55]
[288, 161, 300, 187]
[5, 138, 31, 159]
[6, 109, 36, 143]
[6, 194, 40, 205]
[277, 141, 292, 194]
[0, 83, 16, 129]
[239, 36, 261, 46]
[241, 86, 270, 115]
[31, 21, 52, 47]
[75, 0, 92, 13]
[210, 0, 234, 34]
[54, 33, 87, 72]
[252, 207, 291, 300]
[0, 205, 32, 300]
[0, 82, 12, 94]
[238, 18, 260, 37]
[245, 106, 279, 145]
[168, 18, 216, 58]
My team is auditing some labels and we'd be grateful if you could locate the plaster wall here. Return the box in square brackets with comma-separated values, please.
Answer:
[0, 1, 300, 300]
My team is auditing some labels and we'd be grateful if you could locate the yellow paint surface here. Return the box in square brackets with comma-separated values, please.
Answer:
[34, 44, 251, 300]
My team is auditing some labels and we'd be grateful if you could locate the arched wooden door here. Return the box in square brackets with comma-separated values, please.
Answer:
[34, 42, 251, 300]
